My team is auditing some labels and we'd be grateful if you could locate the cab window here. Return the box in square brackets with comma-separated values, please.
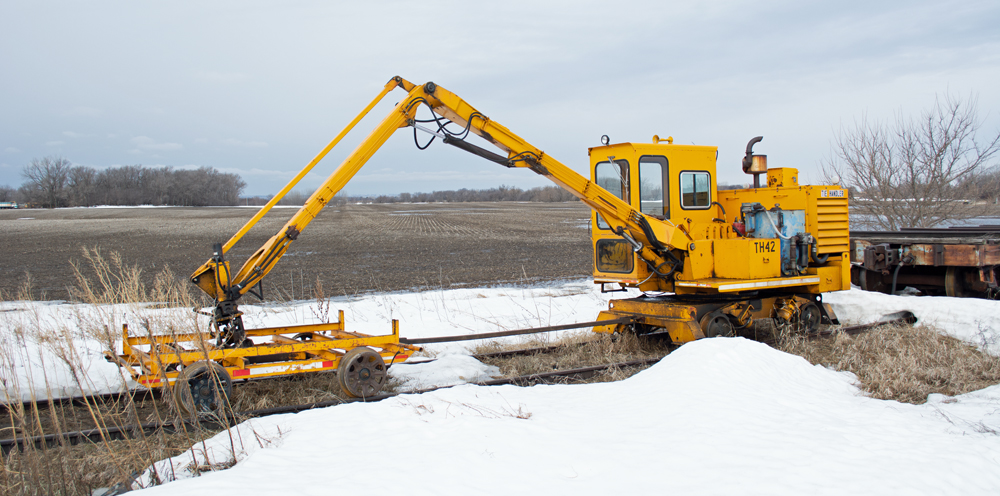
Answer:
[639, 156, 668, 218]
[680, 171, 711, 209]
[595, 159, 628, 229]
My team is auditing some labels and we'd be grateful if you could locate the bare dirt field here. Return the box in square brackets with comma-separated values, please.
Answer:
[0, 202, 593, 302]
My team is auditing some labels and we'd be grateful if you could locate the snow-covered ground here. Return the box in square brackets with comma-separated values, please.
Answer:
[137, 337, 1000, 495]
[3, 281, 1000, 493]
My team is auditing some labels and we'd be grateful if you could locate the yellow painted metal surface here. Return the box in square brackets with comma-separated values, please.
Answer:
[766, 167, 798, 187]
[112, 312, 419, 388]
[674, 274, 821, 292]
[713, 238, 781, 279]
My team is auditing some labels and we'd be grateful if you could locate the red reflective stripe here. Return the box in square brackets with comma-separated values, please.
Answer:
[232, 369, 251, 377]
[322, 361, 333, 368]
[395, 355, 409, 361]
[140, 378, 161, 385]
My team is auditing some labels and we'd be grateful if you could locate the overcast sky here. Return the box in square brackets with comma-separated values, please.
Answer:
[2, 1, 998, 196]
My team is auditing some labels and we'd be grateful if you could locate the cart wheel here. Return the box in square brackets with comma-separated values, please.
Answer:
[798, 301, 822, 333]
[338, 347, 386, 398]
[174, 361, 232, 418]
[699, 311, 733, 338]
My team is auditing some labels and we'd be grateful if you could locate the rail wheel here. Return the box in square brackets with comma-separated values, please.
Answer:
[858, 268, 888, 294]
[338, 347, 387, 398]
[945, 267, 966, 298]
[173, 360, 232, 418]
[798, 301, 822, 333]
[699, 311, 733, 338]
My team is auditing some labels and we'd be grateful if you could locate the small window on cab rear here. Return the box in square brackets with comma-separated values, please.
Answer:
[639, 156, 668, 219]
[594, 159, 629, 229]
[680, 171, 711, 209]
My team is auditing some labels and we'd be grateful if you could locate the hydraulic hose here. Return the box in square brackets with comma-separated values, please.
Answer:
[811, 241, 830, 264]
[891, 255, 914, 295]
[760, 209, 791, 240]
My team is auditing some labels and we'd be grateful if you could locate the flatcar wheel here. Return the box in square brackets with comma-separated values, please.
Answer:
[859, 269, 887, 294]
[945, 267, 966, 298]
[338, 347, 386, 398]
[699, 311, 733, 338]
[174, 361, 233, 418]
[798, 302, 822, 333]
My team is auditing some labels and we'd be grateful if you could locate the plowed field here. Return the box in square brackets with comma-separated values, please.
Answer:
[0, 202, 592, 301]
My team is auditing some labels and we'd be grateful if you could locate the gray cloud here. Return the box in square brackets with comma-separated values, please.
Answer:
[221, 138, 268, 148]
[0, 0, 996, 195]
[130, 136, 182, 151]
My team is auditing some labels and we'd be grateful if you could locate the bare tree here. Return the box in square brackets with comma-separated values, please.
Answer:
[824, 94, 1000, 230]
[0, 185, 17, 202]
[67, 165, 98, 206]
[21, 156, 73, 208]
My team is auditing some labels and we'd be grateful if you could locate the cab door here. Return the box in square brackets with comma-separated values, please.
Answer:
[589, 145, 641, 286]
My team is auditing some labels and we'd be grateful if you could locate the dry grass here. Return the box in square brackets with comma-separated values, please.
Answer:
[0, 248, 237, 495]
[780, 323, 1000, 404]
[1, 426, 220, 495]
[228, 372, 402, 412]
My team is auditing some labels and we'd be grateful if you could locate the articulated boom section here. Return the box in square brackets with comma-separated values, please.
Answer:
[191, 76, 850, 349]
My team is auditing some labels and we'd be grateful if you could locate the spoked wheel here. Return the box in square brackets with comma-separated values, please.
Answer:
[173, 360, 233, 418]
[798, 301, 822, 333]
[338, 347, 387, 398]
[699, 311, 734, 338]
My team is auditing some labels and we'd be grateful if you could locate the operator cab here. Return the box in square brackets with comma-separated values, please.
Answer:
[588, 136, 720, 289]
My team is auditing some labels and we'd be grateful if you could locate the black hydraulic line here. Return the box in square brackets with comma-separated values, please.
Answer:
[399, 317, 635, 345]
[891, 263, 904, 295]
[442, 135, 511, 166]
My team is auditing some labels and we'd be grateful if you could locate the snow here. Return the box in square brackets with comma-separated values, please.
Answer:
[135, 338, 1000, 494]
[3, 281, 1000, 493]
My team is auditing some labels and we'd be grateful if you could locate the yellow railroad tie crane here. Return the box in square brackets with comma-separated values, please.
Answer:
[110, 76, 850, 417]
[191, 76, 848, 342]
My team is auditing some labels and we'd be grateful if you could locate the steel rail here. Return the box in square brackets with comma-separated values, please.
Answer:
[851, 226, 1000, 238]
[1, 389, 160, 413]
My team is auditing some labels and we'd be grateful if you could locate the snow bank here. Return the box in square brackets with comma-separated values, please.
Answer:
[137, 338, 1000, 494]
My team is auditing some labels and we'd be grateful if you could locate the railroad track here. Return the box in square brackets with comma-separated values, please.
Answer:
[1, 356, 659, 453]
[1, 312, 917, 453]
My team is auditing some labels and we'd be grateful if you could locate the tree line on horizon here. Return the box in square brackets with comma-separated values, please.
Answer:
[0, 157, 246, 208]
[242, 184, 581, 206]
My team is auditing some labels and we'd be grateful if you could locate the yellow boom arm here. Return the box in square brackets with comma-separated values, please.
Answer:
[191, 77, 684, 336]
